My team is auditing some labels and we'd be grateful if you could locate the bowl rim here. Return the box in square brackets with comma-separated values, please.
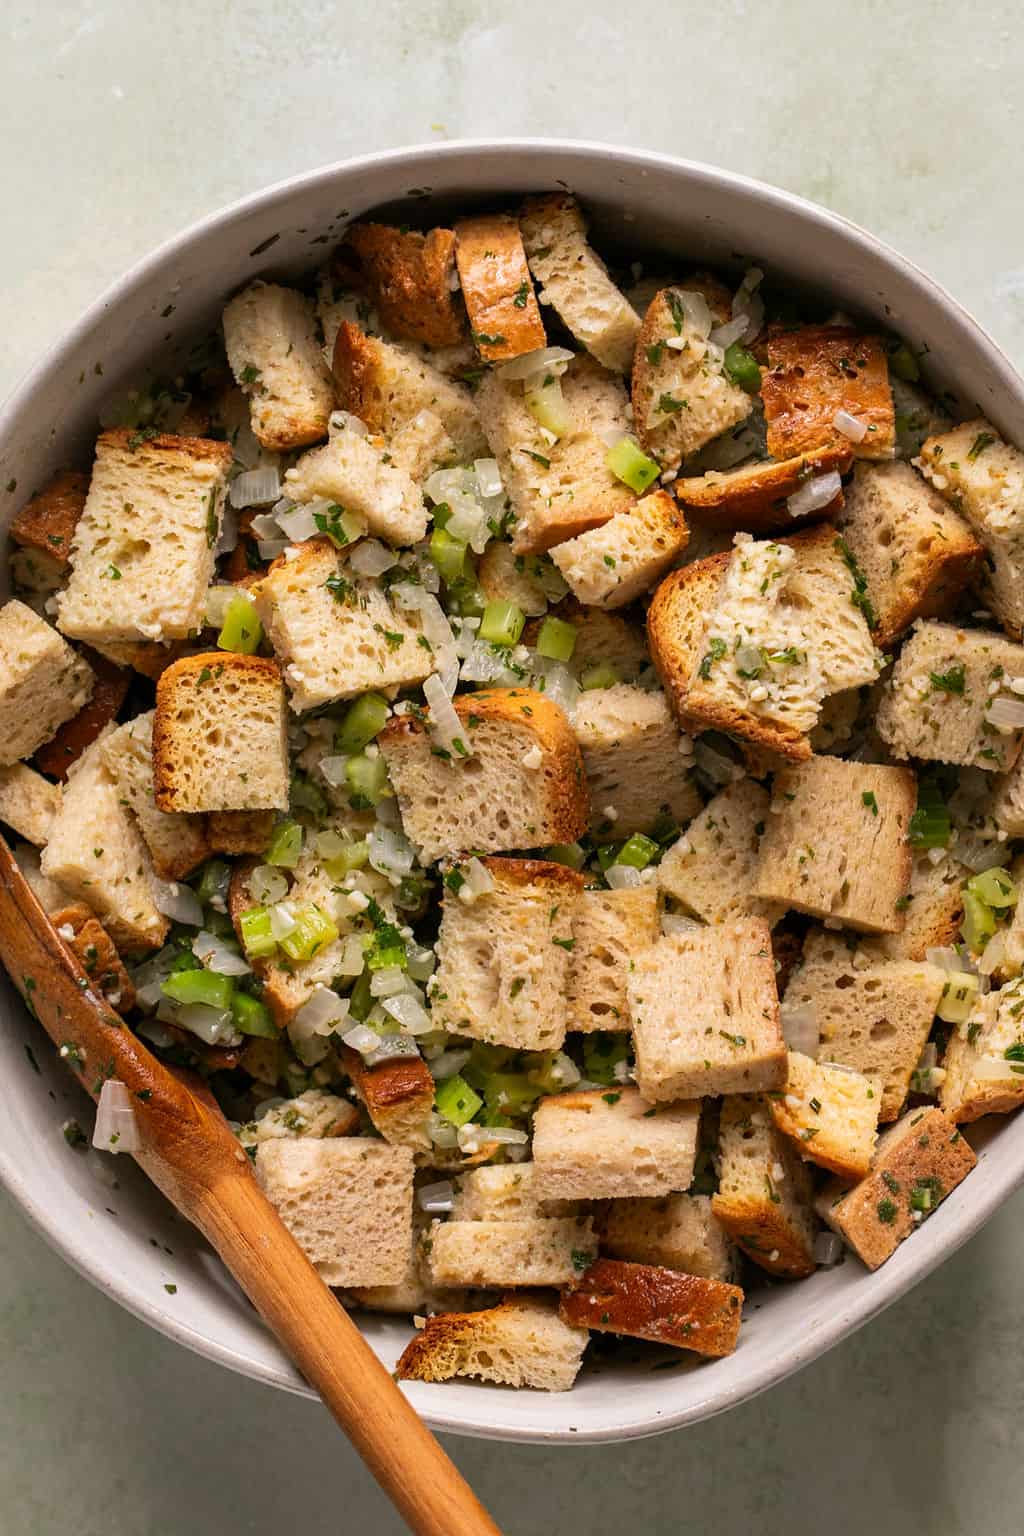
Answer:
[3, 135, 1024, 1443]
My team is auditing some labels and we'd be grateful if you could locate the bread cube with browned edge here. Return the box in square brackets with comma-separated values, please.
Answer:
[427, 1215, 597, 1288]
[254, 1137, 413, 1288]
[0, 764, 61, 846]
[876, 621, 1024, 773]
[478, 543, 562, 618]
[627, 921, 785, 1102]
[88, 638, 188, 681]
[566, 886, 660, 1033]
[252, 539, 432, 713]
[344, 222, 465, 349]
[711, 1094, 818, 1278]
[761, 326, 895, 461]
[871, 851, 968, 962]
[917, 419, 1024, 637]
[835, 462, 983, 647]
[632, 280, 753, 470]
[56, 432, 232, 644]
[40, 737, 168, 953]
[9, 469, 88, 568]
[283, 415, 427, 546]
[331, 320, 486, 461]
[519, 194, 641, 373]
[454, 213, 546, 362]
[347, 1209, 469, 1317]
[0, 600, 94, 766]
[153, 654, 288, 814]
[531, 1087, 700, 1200]
[397, 1294, 589, 1392]
[549, 601, 650, 682]
[476, 355, 634, 555]
[222, 281, 334, 451]
[431, 856, 583, 1051]
[657, 778, 785, 928]
[100, 713, 210, 881]
[208, 810, 274, 856]
[674, 445, 851, 534]
[450, 1163, 579, 1222]
[599, 1193, 737, 1282]
[769, 1051, 881, 1179]
[379, 688, 588, 864]
[550, 490, 689, 609]
[940, 975, 1024, 1122]
[573, 683, 701, 838]
[753, 757, 915, 933]
[339, 1045, 434, 1152]
[817, 1107, 975, 1270]
[782, 929, 947, 1121]
[34, 650, 130, 781]
[560, 1257, 743, 1357]
[50, 902, 135, 1011]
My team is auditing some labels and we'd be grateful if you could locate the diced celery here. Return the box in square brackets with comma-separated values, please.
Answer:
[279, 903, 339, 962]
[525, 1052, 569, 1094]
[542, 842, 587, 870]
[961, 890, 996, 953]
[365, 920, 407, 972]
[231, 991, 277, 1038]
[908, 779, 951, 849]
[595, 843, 620, 872]
[431, 500, 452, 530]
[605, 436, 661, 494]
[462, 1042, 516, 1091]
[445, 576, 487, 618]
[348, 969, 374, 1022]
[335, 692, 390, 755]
[524, 376, 571, 437]
[722, 343, 762, 393]
[161, 969, 234, 1010]
[195, 859, 229, 905]
[479, 599, 525, 648]
[313, 503, 366, 548]
[323, 838, 370, 879]
[265, 819, 303, 869]
[429, 526, 469, 584]
[580, 663, 621, 690]
[967, 867, 1017, 909]
[238, 906, 277, 958]
[536, 616, 578, 663]
[615, 833, 659, 870]
[483, 1071, 541, 1116]
[582, 1031, 631, 1085]
[936, 972, 980, 1025]
[435, 1073, 483, 1127]
[216, 593, 263, 655]
[888, 342, 920, 382]
[345, 752, 390, 810]
[290, 772, 328, 821]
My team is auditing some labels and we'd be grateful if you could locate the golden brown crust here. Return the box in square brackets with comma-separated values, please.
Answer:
[50, 903, 136, 1012]
[152, 653, 283, 813]
[208, 810, 273, 856]
[9, 469, 88, 566]
[631, 275, 733, 459]
[675, 445, 853, 533]
[331, 320, 390, 431]
[710, 1193, 817, 1279]
[34, 650, 130, 780]
[479, 855, 587, 896]
[339, 1045, 434, 1148]
[559, 1257, 744, 1357]
[89, 639, 191, 680]
[97, 427, 235, 470]
[345, 222, 465, 348]
[454, 213, 546, 361]
[761, 327, 895, 461]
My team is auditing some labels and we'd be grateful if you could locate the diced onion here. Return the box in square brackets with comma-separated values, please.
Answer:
[249, 865, 289, 905]
[925, 946, 963, 972]
[151, 879, 204, 927]
[956, 834, 1008, 874]
[606, 864, 643, 890]
[473, 458, 503, 498]
[832, 409, 869, 443]
[459, 639, 525, 686]
[293, 986, 349, 1037]
[533, 658, 580, 719]
[986, 694, 1024, 732]
[661, 912, 702, 936]
[269, 903, 298, 941]
[709, 315, 750, 349]
[230, 466, 282, 508]
[369, 966, 409, 999]
[204, 585, 239, 626]
[676, 288, 713, 339]
[428, 1111, 459, 1149]
[381, 992, 433, 1034]
[329, 410, 369, 436]
[786, 470, 843, 519]
[428, 1048, 471, 1081]
[460, 1123, 527, 1148]
[349, 540, 396, 577]
[317, 755, 349, 789]
[975, 1054, 1024, 1082]
[731, 267, 765, 344]
[257, 538, 289, 561]
[693, 738, 745, 786]
[496, 346, 575, 383]
[417, 1180, 455, 1214]
[93, 1080, 141, 1155]
[369, 824, 416, 877]
[157, 999, 241, 1046]
[781, 1003, 819, 1057]
[336, 934, 366, 977]
[365, 1034, 422, 1066]
[192, 930, 251, 977]
[250, 512, 283, 539]
[979, 930, 1007, 976]
[214, 504, 239, 557]
[462, 857, 495, 901]
[407, 944, 436, 982]
[275, 502, 322, 543]
[813, 1232, 844, 1267]
[424, 674, 467, 755]
[342, 1024, 381, 1058]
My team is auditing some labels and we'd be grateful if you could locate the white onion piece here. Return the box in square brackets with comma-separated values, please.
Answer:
[459, 639, 524, 686]
[203, 585, 239, 626]
[135, 980, 168, 1010]
[986, 694, 1024, 732]
[781, 1003, 819, 1057]
[428, 1112, 459, 1149]
[407, 944, 436, 982]
[473, 458, 503, 498]
[925, 946, 963, 973]
[257, 538, 290, 561]
[813, 1232, 844, 1267]
[693, 739, 745, 785]
[329, 409, 368, 436]
[661, 912, 702, 936]
[93, 1080, 141, 1155]
[428, 1048, 471, 1081]
[786, 470, 843, 519]
[275, 502, 321, 543]
[957, 834, 1007, 874]
[250, 512, 283, 539]
[382, 991, 432, 1034]
[151, 879, 203, 927]
[606, 863, 643, 890]
[423, 674, 468, 754]
[496, 346, 575, 383]
[214, 506, 239, 557]
[342, 1024, 382, 1058]
[269, 903, 297, 941]
[460, 1123, 527, 1149]
[349, 539, 396, 577]
[461, 857, 495, 902]
[979, 931, 1007, 976]
[369, 824, 416, 877]
[676, 288, 713, 339]
[157, 999, 240, 1046]
[337, 934, 366, 977]
[293, 986, 349, 1037]
[317, 755, 349, 789]
[832, 409, 869, 443]
[417, 1180, 455, 1214]
[731, 267, 765, 344]
[365, 1034, 422, 1066]
[709, 315, 750, 349]
[369, 966, 409, 999]
[249, 865, 289, 906]
[975, 1054, 1024, 1081]
[137, 1019, 177, 1049]
[534, 658, 580, 720]
[192, 930, 251, 977]
[230, 466, 281, 508]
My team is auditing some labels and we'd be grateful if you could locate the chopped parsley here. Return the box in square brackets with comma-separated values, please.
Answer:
[967, 431, 996, 461]
[929, 663, 966, 695]
[657, 392, 688, 415]
[513, 282, 529, 309]
[862, 791, 878, 815]
[833, 535, 878, 630]
[698, 637, 727, 679]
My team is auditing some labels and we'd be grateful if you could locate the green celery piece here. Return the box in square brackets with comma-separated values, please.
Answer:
[435, 1073, 483, 1127]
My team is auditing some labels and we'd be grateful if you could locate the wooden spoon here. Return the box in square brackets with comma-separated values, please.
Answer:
[0, 836, 502, 1536]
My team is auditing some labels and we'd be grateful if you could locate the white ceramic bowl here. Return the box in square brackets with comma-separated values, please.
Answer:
[2, 139, 1022, 1445]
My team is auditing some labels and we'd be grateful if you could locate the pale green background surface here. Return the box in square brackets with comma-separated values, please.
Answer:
[2, 2, 1024, 1531]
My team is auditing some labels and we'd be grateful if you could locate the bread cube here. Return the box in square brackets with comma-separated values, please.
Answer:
[478, 542, 559, 616]
[386, 409, 455, 481]
[941, 976, 1024, 1122]
[761, 326, 895, 460]
[379, 687, 588, 863]
[551, 601, 649, 681]
[254, 1137, 413, 1288]
[768, 1051, 880, 1179]
[283, 416, 427, 546]
[88, 638, 187, 680]
[208, 809, 274, 856]
[657, 778, 785, 927]
[992, 754, 1024, 838]
[835, 461, 983, 646]
[783, 930, 947, 1121]
[340, 1046, 434, 1151]
[566, 886, 660, 1033]
[50, 902, 135, 1010]
[236, 1088, 360, 1149]
[752, 757, 915, 933]
[348, 1210, 468, 1316]
[476, 355, 634, 554]
[674, 445, 851, 534]
[12, 842, 72, 913]
[253, 539, 431, 712]
[222, 281, 334, 451]
[917, 419, 1024, 636]
[331, 320, 486, 460]
[0, 600, 94, 765]
[153, 654, 288, 813]
[559, 1257, 744, 1357]
[450, 1162, 578, 1222]
[396, 1294, 588, 1392]
[876, 621, 1024, 773]
[428, 1215, 596, 1287]
[711, 1093, 818, 1278]
[56, 432, 232, 643]
[9, 468, 88, 567]
[0, 764, 61, 846]
[454, 212, 546, 361]
[632, 282, 752, 469]
[782, 523, 883, 696]
[628, 921, 785, 1102]
[100, 713, 210, 880]
[40, 737, 168, 952]
[872, 851, 968, 962]
[599, 1193, 736, 1281]
[817, 1107, 975, 1270]
[531, 1087, 700, 1200]
[34, 650, 130, 781]
[345, 222, 464, 349]
[550, 490, 689, 608]
[431, 856, 583, 1051]
[519, 193, 641, 374]
[573, 683, 701, 838]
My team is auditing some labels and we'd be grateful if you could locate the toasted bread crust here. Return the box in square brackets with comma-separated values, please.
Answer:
[331, 321, 391, 431]
[675, 444, 853, 532]
[9, 469, 89, 565]
[90, 639, 191, 679]
[345, 222, 464, 348]
[761, 326, 895, 461]
[340, 1045, 434, 1149]
[559, 1257, 744, 1356]
[50, 903, 136, 1011]
[209, 810, 273, 856]
[152, 653, 285, 813]
[478, 854, 587, 895]
[631, 275, 744, 467]
[454, 213, 546, 361]
[97, 428, 235, 470]
[34, 651, 130, 780]
[710, 1193, 817, 1278]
